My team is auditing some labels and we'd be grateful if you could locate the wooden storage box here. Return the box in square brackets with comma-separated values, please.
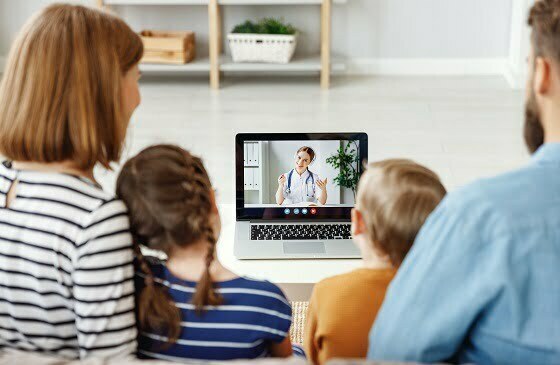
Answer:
[140, 30, 195, 64]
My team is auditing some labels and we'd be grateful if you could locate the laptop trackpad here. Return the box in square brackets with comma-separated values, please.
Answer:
[283, 241, 326, 255]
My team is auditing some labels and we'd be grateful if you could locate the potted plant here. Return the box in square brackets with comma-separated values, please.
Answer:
[228, 18, 298, 64]
[326, 141, 361, 199]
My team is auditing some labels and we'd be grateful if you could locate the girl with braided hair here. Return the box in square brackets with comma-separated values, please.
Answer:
[116, 144, 296, 361]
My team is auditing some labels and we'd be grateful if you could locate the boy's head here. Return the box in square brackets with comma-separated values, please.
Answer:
[352, 159, 446, 267]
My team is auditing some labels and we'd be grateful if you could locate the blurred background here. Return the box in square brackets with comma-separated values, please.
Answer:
[0, 0, 533, 203]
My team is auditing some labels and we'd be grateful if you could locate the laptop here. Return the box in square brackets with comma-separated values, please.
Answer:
[234, 133, 368, 259]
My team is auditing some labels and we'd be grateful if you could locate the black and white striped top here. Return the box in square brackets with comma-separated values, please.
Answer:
[0, 161, 137, 359]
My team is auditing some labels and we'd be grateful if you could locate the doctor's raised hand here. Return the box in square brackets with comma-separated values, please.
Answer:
[276, 174, 287, 205]
[278, 174, 287, 188]
[317, 178, 328, 205]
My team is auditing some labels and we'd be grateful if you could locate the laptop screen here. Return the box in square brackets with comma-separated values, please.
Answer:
[236, 133, 368, 220]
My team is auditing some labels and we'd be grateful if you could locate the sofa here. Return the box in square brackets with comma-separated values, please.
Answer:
[0, 349, 422, 365]
[0, 300, 422, 365]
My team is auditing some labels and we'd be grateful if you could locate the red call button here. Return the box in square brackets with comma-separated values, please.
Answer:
[310, 208, 317, 215]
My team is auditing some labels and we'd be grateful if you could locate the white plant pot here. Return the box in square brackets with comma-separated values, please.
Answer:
[227, 33, 298, 64]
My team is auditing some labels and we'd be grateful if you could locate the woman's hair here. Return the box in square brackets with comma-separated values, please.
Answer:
[296, 146, 316, 164]
[117, 145, 222, 343]
[356, 159, 447, 267]
[0, 4, 143, 170]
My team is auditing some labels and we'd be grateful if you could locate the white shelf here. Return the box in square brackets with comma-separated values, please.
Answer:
[138, 55, 345, 73]
[105, 0, 346, 4]
[105, 0, 208, 4]
[219, 0, 347, 4]
[243, 142, 269, 203]
[139, 57, 210, 72]
[100, 0, 343, 88]
[220, 55, 345, 72]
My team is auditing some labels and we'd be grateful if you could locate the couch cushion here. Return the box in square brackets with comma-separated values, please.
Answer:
[0, 349, 308, 365]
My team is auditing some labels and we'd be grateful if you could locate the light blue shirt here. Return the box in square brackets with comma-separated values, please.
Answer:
[368, 143, 560, 365]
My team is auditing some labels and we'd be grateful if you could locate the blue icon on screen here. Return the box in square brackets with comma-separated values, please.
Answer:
[302, 208, 308, 215]
[294, 208, 300, 215]
[284, 208, 291, 215]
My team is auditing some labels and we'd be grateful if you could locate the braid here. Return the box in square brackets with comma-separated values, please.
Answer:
[191, 224, 223, 314]
[134, 242, 181, 343]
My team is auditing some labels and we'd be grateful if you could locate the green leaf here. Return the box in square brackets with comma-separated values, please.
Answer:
[325, 141, 360, 193]
[232, 18, 297, 35]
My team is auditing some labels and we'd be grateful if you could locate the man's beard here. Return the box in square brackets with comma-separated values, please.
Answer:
[524, 89, 545, 153]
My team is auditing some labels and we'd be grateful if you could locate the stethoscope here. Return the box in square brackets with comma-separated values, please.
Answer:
[285, 169, 316, 198]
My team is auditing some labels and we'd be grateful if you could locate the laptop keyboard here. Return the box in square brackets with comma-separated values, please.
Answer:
[251, 224, 352, 241]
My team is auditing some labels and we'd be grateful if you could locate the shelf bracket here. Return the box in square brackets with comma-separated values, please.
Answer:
[96, 0, 111, 11]
[209, 0, 221, 89]
[320, 0, 332, 89]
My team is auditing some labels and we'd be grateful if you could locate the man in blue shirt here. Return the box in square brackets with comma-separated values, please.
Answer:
[368, 1, 560, 364]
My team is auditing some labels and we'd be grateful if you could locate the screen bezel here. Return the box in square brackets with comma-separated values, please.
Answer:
[236, 133, 368, 221]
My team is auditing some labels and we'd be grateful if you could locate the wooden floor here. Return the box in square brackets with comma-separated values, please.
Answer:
[97, 74, 528, 202]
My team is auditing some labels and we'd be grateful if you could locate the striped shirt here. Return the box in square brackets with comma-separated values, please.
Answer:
[0, 161, 137, 359]
[137, 259, 293, 362]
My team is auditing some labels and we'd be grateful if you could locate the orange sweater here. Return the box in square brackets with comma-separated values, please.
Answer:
[304, 268, 397, 365]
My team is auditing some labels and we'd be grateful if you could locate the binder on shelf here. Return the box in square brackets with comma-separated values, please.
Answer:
[247, 143, 253, 166]
[253, 167, 259, 189]
[253, 143, 260, 166]
[248, 168, 255, 190]
[244, 167, 256, 190]
[244, 143, 248, 166]
[251, 143, 257, 166]
[244, 168, 250, 189]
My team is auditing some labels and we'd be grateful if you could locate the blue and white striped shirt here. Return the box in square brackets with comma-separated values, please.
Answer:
[0, 162, 137, 359]
[137, 260, 293, 362]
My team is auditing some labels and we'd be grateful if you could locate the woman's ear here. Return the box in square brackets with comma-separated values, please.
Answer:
[209, 189, 219, 214]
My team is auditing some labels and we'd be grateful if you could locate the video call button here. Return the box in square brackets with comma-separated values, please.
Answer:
[284, 208, 291, 215]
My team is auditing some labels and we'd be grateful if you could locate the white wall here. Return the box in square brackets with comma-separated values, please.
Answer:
[0, 0, 513, 67]
[338, 0, 512, 59]
[506, 0, 534, 88]
[0, 1, 89, 59]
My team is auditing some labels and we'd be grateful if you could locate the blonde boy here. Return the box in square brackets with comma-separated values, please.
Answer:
[304, 159, 447, 364]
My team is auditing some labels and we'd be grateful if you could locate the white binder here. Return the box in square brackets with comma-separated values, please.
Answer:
[253, 143, 260, 166]
[253, 168, 259, 189]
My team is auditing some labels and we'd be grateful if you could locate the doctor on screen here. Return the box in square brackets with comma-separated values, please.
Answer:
[275, 146, 328, 206]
